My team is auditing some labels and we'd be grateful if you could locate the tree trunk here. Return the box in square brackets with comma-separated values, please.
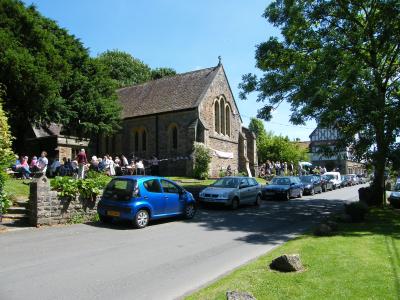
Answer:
[372, 157, 386, 206]
[373, 128, 388, 206]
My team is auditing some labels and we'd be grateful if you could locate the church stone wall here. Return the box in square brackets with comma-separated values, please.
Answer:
[118, 109, 198, 176]
[198, 67, 243, 177]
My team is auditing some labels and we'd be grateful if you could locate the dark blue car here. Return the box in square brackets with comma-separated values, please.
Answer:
[262, 176, 304, 200]
[97, 176, 196, 228]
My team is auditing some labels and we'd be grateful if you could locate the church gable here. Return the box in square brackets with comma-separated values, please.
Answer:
[198, 65, 242, 143]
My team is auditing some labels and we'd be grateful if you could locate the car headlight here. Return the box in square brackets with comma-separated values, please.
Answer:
[221, 191, 230, 198]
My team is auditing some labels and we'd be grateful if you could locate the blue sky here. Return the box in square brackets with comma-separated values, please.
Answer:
[27, 0, 316, 140]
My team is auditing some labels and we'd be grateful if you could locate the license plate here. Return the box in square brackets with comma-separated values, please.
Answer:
[107, 210, 120, 217]
[264, 192, 274, 196]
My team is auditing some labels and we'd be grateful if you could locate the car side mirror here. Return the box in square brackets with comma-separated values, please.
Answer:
[239, 184, 246, 189]
[291, 182, 296, 186]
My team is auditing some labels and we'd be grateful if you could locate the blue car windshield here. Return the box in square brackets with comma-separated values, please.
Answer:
[212, 178, 240, 188]
[271, 177, 290, 185]
[394, 183, 400, 191]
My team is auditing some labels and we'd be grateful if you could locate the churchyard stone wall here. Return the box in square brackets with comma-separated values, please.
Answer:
[29, 176, 99, 226]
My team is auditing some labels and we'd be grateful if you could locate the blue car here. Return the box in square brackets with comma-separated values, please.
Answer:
[97, 176, 196, 228]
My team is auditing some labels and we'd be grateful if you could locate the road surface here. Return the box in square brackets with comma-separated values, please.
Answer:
[0, 184, 364, 300]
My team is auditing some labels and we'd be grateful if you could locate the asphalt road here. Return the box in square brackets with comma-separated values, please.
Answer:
[0, 184, 364, 300]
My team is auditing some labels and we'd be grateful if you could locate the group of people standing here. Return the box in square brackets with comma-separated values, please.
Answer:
[259, 161, 296, 178]
[259, 160, 328, 179]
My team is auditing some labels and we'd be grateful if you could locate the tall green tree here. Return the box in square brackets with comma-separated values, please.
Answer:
[96, 50, 152, 88]
[151, 67, 177, 80]
[240, 0, 400, 205]
[249, 118, 308, 164]
[0, 0, 121, 150]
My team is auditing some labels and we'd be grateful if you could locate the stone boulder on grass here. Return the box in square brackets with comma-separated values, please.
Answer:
[226, 290, 256, 300]
[270, 254, 304, 272]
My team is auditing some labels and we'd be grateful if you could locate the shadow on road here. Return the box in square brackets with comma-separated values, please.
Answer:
[189, 198, 349, 244]
[88, 197, 351, 247]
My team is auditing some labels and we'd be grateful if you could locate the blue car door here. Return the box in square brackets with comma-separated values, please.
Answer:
[160, 179, 182, 215]
[142, 179, 165, 216]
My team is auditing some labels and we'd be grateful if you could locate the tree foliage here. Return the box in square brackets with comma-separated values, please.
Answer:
[0, 0, 121, 148]
[96, 50, 152, 87]
[240, 0, 400, 204]
[151, 67, 177, 80]
[249, 118, 308, 164]
[96, 51, 177, 87]
[0, 87, 14, 213]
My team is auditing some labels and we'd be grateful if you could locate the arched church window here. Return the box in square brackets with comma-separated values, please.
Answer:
[168, 124, 178, 150]
[214, 101, 220, 133]
[220, 98, 225, 135]
[134, 131, 139, 152]
[142, 130, 147, 151]
[225, 105, 231, 137]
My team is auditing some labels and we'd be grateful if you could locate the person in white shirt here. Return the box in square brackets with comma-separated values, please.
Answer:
[135, 159, 145, 175]
[36, 151, 48, 174]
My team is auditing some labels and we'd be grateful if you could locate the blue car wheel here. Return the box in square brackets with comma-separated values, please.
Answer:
[134, 209, 149, 229]
[184, 203, 196, 219]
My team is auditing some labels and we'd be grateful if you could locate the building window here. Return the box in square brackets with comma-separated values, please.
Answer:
[172, 126, 178, 149]
[225, 105, 231, 137]
[220, 99, 225, 135]
[134, 131, 139, 152]
[168, 124, 178, 150]
[214, 101, 220, 133]
[142, 130, 147, 151]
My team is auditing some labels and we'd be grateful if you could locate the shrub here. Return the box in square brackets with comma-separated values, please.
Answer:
[0, 92, 15, 215]
[345, 201, 369, 222]
[193, 143, 211, 180]
[51, 176, 79, 199]
[51, 173, 110, 201]
[68, 212, 85, 224]
[358, 186, 382, 206]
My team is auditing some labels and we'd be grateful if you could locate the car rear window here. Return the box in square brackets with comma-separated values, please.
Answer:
[271, 177, 290, 185]
[104, 179, 136, 200]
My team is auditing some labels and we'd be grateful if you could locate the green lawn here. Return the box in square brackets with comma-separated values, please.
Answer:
[186, 208, 400, 300]
[4, 178, 30, 200]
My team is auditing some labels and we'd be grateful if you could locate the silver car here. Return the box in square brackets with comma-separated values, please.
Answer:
[199, 176, 262, 209]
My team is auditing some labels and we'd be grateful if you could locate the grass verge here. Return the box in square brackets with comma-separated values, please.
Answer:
[186, 208, 400, 300]
[4, 178, 30, 200]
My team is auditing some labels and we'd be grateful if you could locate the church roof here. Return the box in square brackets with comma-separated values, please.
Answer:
[117, 65, 220, 119]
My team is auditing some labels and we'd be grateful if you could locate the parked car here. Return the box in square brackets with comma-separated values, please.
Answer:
[348, 174, 360, 185]
[341, 175, 353, 187]
[357, 174, 368, 184]
[300, 175, 323, 195]
[262, 176, 303, 201]
[199, 176, 262, 209]
[316, 174, 334, 192]
[324, 172, 342, 189]
[97, 176, 196, 228]
[388, 183, 400, 208]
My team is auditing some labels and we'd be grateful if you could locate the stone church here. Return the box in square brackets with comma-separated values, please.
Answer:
[96, 63, 257, 177]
